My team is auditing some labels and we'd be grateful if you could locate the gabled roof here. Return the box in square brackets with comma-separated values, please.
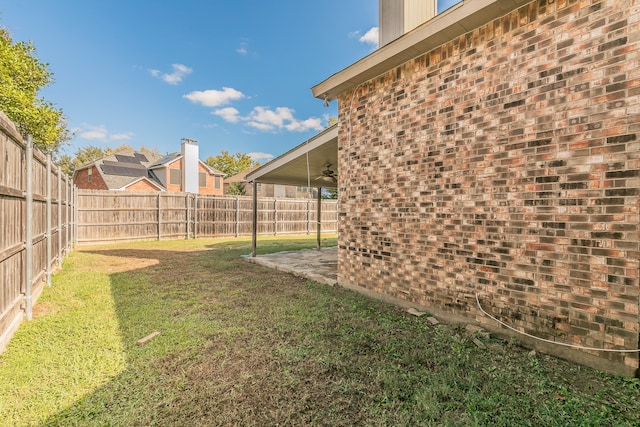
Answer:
[149, 153, 226, 176]
[74, 150, 164, 190]
[224, 166, 260, 184]
[118, 176, 166, 191]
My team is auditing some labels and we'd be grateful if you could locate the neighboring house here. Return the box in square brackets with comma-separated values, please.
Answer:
[73, 151, 165, 191]
[310, 0, 640, 376]
[225, 168, 316, 198]
[74, 140, 225, 194]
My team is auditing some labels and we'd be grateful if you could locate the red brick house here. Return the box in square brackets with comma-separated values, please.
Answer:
[307, 0, 639, 375]
[74, 140, 225, 194]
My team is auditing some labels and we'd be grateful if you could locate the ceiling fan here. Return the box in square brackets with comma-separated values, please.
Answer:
[315, 163, 337, 183]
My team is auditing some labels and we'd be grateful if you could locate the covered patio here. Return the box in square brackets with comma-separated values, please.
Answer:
[245, 125, 338, 257]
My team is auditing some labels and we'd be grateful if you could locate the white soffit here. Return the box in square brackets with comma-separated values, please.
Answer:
[246, 125, 339, 189]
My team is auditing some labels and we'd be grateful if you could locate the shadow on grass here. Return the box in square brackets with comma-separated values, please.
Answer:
[33, 237, 640, 426]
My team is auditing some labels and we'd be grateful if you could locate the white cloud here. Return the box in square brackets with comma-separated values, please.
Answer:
[244, 106, 323, 133]
[236, 47, 248, 55]
[184, 87, 246, 107]
[213, 107, 242, 123]
[78, 125, 134, 142]
[248, 152, 274, 163]
[149, 63, 193, 85]
[285, 117, 324, 132]
[109, 132, 135, 141]
[359, 27, 379, 47]
[186, 88, 324, 133]
[246, 106, 293, 131]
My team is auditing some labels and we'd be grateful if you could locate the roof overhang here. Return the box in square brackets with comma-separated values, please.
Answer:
[312, 0, 530, 101]
[246, 125, 338, 189]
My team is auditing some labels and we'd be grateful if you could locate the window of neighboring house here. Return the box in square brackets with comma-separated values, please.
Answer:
[199, 172, 207, 188]
[256, 183, 262, 192]
[214, 176, 221, 189]
[169, 168, 181, 186]
[437, 0, 462, 14]
[87, 168, 92, 182]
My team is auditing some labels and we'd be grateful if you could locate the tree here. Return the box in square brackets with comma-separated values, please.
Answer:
[322, 188, 338, 199]
[0, 28, 69, 152]
[205, 150, 259, 177]
[57, 145, 105, 176]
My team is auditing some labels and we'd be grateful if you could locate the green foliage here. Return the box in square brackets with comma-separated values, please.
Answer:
[322, 188, 338, 199]
[0, 28, 69, 152]
[227, 182, 246, 195]
[205, 150, 259, 177]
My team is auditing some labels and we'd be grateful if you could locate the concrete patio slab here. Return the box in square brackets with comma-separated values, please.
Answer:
[245, 247, 338, 286]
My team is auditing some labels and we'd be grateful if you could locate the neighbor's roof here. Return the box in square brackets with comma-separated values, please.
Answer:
[312, 0, 530, 101]
[149, 154, 226, 176]
[75, 151, 165, 190]
[224, 166, 260, 184]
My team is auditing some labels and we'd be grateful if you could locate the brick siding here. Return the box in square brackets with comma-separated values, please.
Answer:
[337, 0, 639, 374]
[73, 166, 107, 190]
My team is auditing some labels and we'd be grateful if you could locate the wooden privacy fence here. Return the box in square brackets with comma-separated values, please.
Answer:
[0, 112, 75, 352]
[77, 190, 338, 245]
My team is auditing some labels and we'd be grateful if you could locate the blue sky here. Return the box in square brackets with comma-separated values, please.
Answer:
[1, 0, 378, 162]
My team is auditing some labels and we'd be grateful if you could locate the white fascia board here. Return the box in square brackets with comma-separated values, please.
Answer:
[312, 0, 530, 101]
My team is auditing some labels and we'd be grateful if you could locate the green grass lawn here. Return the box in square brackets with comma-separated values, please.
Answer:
[0, 236, 638, 426]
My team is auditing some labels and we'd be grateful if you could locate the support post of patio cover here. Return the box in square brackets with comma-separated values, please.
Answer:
[317, 187, 321, 250]
[251, 181, 257, 257]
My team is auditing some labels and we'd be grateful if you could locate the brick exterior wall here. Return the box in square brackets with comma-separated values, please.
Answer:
[337, 0, 639, 374]
[198, 162, 224, 195]
[73, 166, 108, 190]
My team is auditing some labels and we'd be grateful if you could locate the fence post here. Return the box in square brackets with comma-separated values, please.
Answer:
[45, 154, 52, 287]
[57, 166, 62, 268]
[185, 193, 190, 239]
[307, 199, 311, 235]
[274, 199, 278, 236]
[24, 136, 34, 321]
[73, 186, 78, 247]
[158, 193, 162, 240]
[235, 196, 240, 238]
[66, 178, 71, 254]
[194, 193, 198, 239]
[317, 188, 322, 250]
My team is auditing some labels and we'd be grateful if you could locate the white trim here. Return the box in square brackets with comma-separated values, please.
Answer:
[312, 0, 530, 101]
[119, 176, 166, 191]
[246, 125, 338, 185]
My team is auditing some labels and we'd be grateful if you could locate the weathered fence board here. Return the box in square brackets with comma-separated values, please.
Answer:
[0, 111, 75, 353]
[77, 190, 338, 245]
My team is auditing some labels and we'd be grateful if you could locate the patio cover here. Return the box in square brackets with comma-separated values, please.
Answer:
[246, 125, 338, 189]
[246, 125, 338, 256]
